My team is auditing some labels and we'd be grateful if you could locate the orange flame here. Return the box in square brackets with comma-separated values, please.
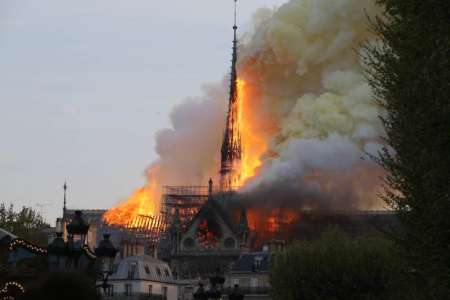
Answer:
[103, 176, 159, 227]
[236, 78, 270, 185]
[248, 208, 300, 234]
[103, 77, 273, 228]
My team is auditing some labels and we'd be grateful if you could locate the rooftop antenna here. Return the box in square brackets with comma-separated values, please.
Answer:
[63, 181, 67, 217]
[36, 202, 52, 217]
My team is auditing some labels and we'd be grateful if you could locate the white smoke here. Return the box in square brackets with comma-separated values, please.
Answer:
[145, 82, 226, 194]
[235, 0, 385, 210]
[138, 0, 384, 212]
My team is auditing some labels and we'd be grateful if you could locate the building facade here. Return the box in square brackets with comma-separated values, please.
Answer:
[225, 251, 271, 300]
[103, 255, 178, 300]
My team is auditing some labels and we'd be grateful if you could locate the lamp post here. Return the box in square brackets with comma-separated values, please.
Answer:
[48, 232, 67, 271]
[66, 210, 90, 248]
[66, 210, 90, 269]
[95, 234, 118, 295]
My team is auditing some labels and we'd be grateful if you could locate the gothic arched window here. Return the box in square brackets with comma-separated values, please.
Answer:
[196, 217, 223, 249]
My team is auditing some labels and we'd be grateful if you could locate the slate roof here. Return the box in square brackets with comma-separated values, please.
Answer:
[110, 255, 174, 283]
[0, 228, 17, 246]
[182, 198, 239, 235]
[0, 228, 17, 239]
[230, 251, 270, 273]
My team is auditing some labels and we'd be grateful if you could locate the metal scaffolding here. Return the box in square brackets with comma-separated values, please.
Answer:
[160, 185, 212, 228]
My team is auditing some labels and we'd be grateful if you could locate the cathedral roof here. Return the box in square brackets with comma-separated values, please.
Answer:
[183, 197, 239, 235]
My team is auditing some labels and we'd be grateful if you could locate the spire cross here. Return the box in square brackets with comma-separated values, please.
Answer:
[234, 0, 238, 30]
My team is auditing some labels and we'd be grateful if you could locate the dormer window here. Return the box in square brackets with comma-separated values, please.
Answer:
[156, 266, 162, 277]
[128, 263, 137, 279]
[144, 264, 151, 275]
[164, 268, 170, 277]
[254, 256, 263, 271]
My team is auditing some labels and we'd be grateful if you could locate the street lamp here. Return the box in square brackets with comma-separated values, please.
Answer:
[95, 234, 118, 295]
[67, 210, 90, 249]
[48, 232, 67, 271]
[65, 210, 90, 269]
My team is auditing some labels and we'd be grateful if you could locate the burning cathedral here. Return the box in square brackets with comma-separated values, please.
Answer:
[56, 0, 260, 281]
[56, 0, 397, 284]
[116, 0, 396, 279]
[163, 0, 253, 278]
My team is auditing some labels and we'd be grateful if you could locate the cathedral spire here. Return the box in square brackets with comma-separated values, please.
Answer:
[230, 0, 238, 107]
[220, 0, 242, 191]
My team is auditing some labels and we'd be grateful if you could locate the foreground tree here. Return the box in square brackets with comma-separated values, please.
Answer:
[271, 229, 410, 300]
[0, 203, 49, 246]
[18, 273, 100, 300]
[364, 1, 450, 298]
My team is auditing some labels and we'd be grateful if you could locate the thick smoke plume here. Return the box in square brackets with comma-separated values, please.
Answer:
[120, 0, 385, 216]
[237, 0, 385, 211]
[144, 83, 227, 208]
[151, 83, 226, 186]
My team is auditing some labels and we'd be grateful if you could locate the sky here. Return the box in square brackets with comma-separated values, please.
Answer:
[0, 0, 287, 223]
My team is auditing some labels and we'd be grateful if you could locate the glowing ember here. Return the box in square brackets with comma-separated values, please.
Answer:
[103, 176, 159, 227]
[247, 208, 300, 234]
[196, 218, 222, 249]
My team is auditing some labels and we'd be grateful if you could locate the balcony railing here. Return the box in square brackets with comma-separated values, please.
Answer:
[223, 287, 270, 295]
[101, 293, 167, 300]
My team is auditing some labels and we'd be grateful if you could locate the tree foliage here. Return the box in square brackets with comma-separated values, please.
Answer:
[0, 203, 49, 246]
[363, 0, 450, 298]
[18, 273, 100, 300]
[270, 229, 411, 300]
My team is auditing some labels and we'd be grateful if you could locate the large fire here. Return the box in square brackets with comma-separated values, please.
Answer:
[103, 78, 267, 227]
[102, 77, 290, 233]
[102, 74, 297, 236]
[237, 77, 302, 236]
[102, 174, 159, 227]
[101, 0, 384, 242]
[248, 208, 300, 233]
[237, 78, 269, 185]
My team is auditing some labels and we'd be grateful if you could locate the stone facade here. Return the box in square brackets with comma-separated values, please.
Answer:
[168, 198, 250, 280]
